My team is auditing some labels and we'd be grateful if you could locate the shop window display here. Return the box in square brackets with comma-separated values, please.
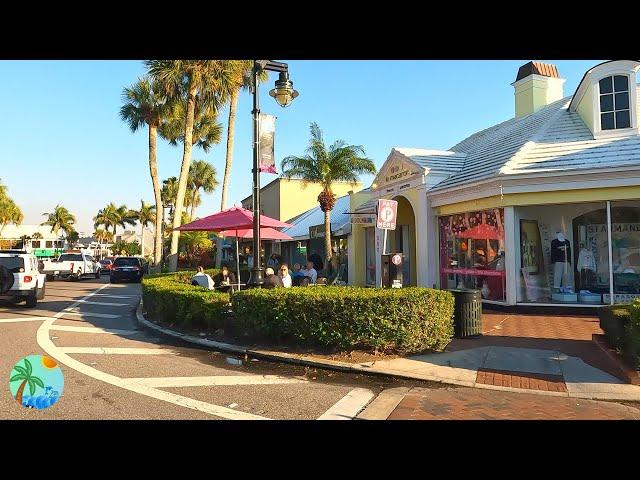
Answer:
[516, 203, 609, 304]
[439, 209, 506, 302]
[365, 227, 376, 285]
[609, 201, 640, 304]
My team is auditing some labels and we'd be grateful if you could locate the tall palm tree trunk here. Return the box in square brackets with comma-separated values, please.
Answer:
[324, 209, 332, 271]
[190, 189, 197, 221]
[140, 226, 145, 258]
[15, 378, 27, 404]
[169, 82, 197, 272]
[217, 90, 239, 268]
[148, 125, 163, 268]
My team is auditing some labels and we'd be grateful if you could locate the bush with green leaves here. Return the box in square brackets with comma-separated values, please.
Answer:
[231, 287, 454, 353]
[142, 273, 230, 330]
[623, 299, 640, 369]
[598, 304, 632, 349]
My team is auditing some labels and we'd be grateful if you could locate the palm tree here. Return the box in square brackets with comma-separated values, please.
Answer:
[161, 176, 199, 224]
[41, 205, 76, 245]
[94, 203, 119, 236]
[115, 205, 138, 235]
[281, 122, 377, 267]
[187, 160, 218, 220]
[146, 60, 240, 271]
[0, 195, 23, 237]
[10, 357, 45, 405]
[120, 76, 169, 268]
[133, 200, 156, 258]
[179, 231, 212, 267]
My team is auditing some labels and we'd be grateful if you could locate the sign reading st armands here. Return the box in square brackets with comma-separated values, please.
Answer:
[377, 199, 398, 230]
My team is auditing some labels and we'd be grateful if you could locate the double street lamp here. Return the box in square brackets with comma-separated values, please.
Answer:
[247, 60, 299, 288]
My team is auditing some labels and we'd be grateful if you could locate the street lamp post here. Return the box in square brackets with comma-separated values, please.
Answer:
[247, 60, 299, 288]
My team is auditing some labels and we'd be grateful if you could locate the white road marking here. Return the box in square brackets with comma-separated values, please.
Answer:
[317, 388, 376, 420]
[124, 375, 308, 388]
[91, 294, 137, 299]
[62, 310, 121, 319]
[48, 325, 139, 335]
[75, 299, 130, 307]
[58, 347, 176, 355]
[0, 316, 51, 323]
[35, 283, 270, 419]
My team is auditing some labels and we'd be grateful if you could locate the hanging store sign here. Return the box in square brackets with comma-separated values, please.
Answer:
[258, 113, 276, 174]
[377, 199, 398, 230]
[309, 224, 326, 239]
[351, 214, 375, 225]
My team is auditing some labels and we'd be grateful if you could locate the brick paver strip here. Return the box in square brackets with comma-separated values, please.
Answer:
[388, 387, 640, 420]
[476, 368, 568, 393]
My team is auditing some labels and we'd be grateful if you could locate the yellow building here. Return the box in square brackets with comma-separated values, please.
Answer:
[350, 60, 640, 308]
[241, 177, 363, 222]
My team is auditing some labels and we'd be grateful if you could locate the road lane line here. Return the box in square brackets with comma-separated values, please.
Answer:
[75, 299, 130, 307]
[317, 388, 376, 420]
[58, 347, 176, 355]
[124, 375, 308, 388]
[0, 316, 51, 323]
[37, 283, 271, 419]
[48, 325, 139, 335]
[62, 310, 121, 319]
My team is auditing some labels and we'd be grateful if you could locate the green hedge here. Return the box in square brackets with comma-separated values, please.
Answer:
[142, 273, 230, 330]
[623, 299, 640, 369]
[231, 287, 454, 354]
[598, 304, 632, 349]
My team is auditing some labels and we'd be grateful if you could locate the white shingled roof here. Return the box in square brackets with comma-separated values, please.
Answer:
[428, 91, 640, 191]
[392, 148, 466, 175]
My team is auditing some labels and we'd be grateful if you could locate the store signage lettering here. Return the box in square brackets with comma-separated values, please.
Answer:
[588, 223, 640, 234]
[385, 163, 411, 183]
[351, 215, 375, 225]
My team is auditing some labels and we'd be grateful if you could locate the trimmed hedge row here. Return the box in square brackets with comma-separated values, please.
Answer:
[598, 300, 640, 369]
[142, 273, 230, 330]
[231, 287, 454, 353]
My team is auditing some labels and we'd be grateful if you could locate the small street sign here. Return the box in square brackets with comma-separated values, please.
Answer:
[377, 199, 398, 230]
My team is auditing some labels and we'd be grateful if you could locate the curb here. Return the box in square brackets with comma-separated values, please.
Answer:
[592, 334, 640, 386]
[135, 301, 640, 402]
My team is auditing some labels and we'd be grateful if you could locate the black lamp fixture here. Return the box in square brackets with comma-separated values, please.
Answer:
[269, 71, 299, 108]
[247, 60, 299, 288]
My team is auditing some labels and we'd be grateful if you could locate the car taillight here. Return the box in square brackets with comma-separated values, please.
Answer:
[24, 276, 32, 282]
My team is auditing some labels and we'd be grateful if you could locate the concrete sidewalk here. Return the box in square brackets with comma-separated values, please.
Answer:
[136, 303, 640, 402]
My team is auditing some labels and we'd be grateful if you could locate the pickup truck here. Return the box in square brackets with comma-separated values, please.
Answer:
[41, 252, 101, 281]
[0, 250, 47, 307]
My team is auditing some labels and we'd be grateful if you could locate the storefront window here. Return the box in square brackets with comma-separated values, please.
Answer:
[365, 227, 376, 285]
[439, 209, 506, 302]
[610, 201, 640, 304]
[516, 202, 609, 304]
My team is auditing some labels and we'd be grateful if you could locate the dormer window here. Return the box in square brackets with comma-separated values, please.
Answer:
[599, 75, 631, 130]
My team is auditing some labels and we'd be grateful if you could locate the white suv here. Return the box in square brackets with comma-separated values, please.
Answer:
[0, 250, 47, 308]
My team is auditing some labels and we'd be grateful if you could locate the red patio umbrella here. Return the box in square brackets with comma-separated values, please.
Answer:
[175, 206, 291, 232]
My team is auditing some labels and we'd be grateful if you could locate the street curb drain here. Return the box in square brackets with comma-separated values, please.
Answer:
[135, 301, 640, 402]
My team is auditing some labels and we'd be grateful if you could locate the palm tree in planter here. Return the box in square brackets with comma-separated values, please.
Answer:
[120, 76, 169, 269]
[281, 122, 376, 270]
[133, 200, 156, 259]
[187, 159, 218, 220]
[147, 60, 241, 272]
[41, 205, 76, 247]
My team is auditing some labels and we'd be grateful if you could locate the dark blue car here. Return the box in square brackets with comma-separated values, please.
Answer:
[109, 257, 144, 284]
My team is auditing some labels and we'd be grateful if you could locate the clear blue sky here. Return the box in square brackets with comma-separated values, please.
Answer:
[0, 60, 601, 234]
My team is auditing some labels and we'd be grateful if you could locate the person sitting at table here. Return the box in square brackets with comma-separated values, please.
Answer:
[191, 266, 215, 290]
[263, 267, 284, 289]
[212, 264, 236, 292]
[291, 263, 305, 279]
[301, 260, 317, 284]
[278, 263, 292, 288]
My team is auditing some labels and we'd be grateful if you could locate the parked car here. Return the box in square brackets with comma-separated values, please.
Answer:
[99, 258, 114, 274]
[0, 250, 47, 307]
[110, 256, 144, 283]
[41, 251, 101, 281]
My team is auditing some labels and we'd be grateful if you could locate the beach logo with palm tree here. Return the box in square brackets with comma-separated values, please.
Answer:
[9, 355, 64, 410]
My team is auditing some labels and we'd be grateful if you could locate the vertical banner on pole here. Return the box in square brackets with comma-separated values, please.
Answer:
[258, 113, 277, 173]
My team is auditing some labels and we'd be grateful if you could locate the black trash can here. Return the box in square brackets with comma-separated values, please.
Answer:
[449, 289, 482, 338]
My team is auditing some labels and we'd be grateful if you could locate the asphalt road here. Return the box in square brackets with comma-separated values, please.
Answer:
[0, 275, 426, 420]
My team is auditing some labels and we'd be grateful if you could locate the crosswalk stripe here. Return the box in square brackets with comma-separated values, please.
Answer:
[124, 375, 307, 388]
[48, 325, 139, 335]
[317, 388, 376, 420]
[0, 316, 51, 323]
[58, 347, 176, 355]
[62, 310, 121, 319]
[75, 299, 130, 307]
